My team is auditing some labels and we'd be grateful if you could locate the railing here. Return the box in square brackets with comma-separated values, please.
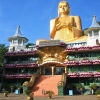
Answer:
[64, 61, 79, 65]
[66, 46, 100, 52]
[68, 72, 100, 78]
[4, 74, 33, 79]
[79, 60, 93, 65]
[64, 60, 100, 66]
[5, 50, 36, 56]
[5, 63, 38, 68]
[8, 60, 37, 64]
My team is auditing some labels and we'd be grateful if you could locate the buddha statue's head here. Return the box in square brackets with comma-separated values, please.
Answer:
[58, 1, 70, 15]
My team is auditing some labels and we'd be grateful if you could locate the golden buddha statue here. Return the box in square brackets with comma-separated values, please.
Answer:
[50, 1, 87, 43]
[36, 0, 87, 45]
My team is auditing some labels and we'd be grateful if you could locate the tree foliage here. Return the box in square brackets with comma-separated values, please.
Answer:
[98, 22, 100, 25]
[0, 44, 8, 69]
[26, 43, 35, 48]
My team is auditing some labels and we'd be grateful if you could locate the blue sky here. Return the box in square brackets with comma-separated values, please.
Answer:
[0, 0, 100, 46]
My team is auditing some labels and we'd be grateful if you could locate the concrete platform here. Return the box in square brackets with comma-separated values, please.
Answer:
[0, 93, 99, 100]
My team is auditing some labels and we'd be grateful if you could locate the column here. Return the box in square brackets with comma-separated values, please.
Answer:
[92, 30, 94, 38]
[17, 38, 18, 45]
[22, 39, 24, 45]
[40, 67, 42, 75]
[12, 40, 13, 45]
[65, 66, 67, 73]
[51, 66, 55, 75]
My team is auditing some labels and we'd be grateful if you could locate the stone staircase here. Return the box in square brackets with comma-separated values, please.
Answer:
[84, 86, 90, 95]
[32, 75, 62, 96]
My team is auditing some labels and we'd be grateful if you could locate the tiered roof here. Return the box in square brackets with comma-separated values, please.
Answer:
[8, 26, 28, 43]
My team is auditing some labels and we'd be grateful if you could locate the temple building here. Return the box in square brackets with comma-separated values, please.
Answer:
[3, 1, 100, 96]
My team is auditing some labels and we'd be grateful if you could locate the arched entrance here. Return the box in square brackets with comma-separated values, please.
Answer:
[39, 63, 67, 75]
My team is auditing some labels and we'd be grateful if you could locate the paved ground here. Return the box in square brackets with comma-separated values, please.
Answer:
[0, 93, 99, 100]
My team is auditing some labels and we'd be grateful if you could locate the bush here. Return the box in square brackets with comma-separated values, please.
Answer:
[4, 91, 9, 97]
[45, 90, 54, 98]
[95, 90, 100, 95]
[89, 84, 97, 89]
[97, 56, 100, 60]
[25, 89, 31, 96]
[4, 91, 9, 94]
[76, 84, 84, 90]
[10, 85, 14, 88]
[82, 57, 89, 60]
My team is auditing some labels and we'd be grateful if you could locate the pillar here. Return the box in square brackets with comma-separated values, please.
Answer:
[65, 66, 67, 73]
[40, 67, 42, 75]
[51, 66, 55, 75]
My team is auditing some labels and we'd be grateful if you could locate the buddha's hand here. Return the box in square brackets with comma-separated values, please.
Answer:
[67, 23, 72, 30]
[55, 18, 61, 29]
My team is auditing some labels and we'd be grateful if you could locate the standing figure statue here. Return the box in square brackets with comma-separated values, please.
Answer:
[50, 1, 83, 43]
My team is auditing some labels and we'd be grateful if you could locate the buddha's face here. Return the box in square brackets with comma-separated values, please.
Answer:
[58, 1, 70, 15]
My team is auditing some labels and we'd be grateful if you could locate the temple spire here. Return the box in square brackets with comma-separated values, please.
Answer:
[8, 25, 28, 52]
[90, 15, 100, 28]
[14, 26, 23, 37]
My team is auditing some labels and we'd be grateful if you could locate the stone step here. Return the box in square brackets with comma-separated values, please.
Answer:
[32, 75, 62, 96]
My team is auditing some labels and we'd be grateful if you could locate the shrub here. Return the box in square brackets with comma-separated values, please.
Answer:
[95, 90, 100, 95]
[25, 89, 31, 96]
[76, 84, 84, 90]
[4, 91, 9, 94]
[89, 83, 97, 89]
[97, 56, 100, 60]
[4, 91, 9, 97]
[45, 90, 54, 98]
[82, 57, 89, 60]
[10, 85, 14, 88]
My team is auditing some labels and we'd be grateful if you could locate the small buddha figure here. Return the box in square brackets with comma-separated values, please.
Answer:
[50, 1, 83, 43]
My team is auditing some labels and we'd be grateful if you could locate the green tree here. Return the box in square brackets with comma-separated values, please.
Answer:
[84, 28, 89, 30]
[0, 44, 8, 71]
[98, 22, 100, 25]
[26, 43, 35, 48]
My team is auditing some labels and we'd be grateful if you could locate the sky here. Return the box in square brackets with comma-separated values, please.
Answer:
[0, 0, 100, 46]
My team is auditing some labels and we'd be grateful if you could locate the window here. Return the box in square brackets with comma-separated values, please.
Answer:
[18, 39, 22, 44]
[29, 57, 38, 61]
[79, 53, 91, 57]
[94, 31, 99, 37]
[21, 69, 28, 73]
[89, 32, 92, 37]
[13, 39, 17, 44]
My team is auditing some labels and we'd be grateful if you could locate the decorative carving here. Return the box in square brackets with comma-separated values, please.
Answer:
[57, 81, 65, 87]
[36, 46, 68, 66]
[22, 74, 40, 87]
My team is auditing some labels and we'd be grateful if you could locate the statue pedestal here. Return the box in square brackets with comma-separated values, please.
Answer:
[23, 86, 28, 95]
[58, 86, 64, 96]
